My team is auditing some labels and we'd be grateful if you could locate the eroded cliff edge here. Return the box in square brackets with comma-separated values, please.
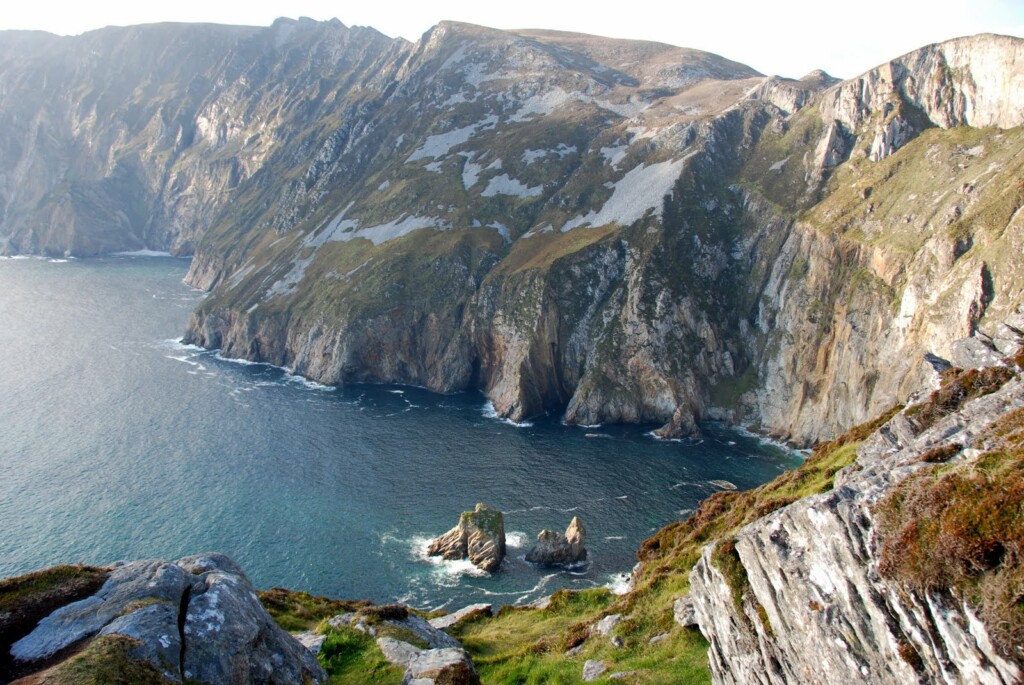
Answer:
[183, 31, 1024, 445]
[687, 349, 1024, 684]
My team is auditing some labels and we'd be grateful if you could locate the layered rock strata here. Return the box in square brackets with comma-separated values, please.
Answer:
[689, 340, 1024, 684]
[427, 503, 506, 573]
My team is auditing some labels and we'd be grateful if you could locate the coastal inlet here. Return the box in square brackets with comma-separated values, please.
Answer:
[0, 256, 802, 610]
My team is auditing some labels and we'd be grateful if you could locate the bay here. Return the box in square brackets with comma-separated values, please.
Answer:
[0, 256, 800, 609]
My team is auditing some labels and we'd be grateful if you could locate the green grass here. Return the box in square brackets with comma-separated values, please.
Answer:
[444, 407, 903, 684]
[40, 635, 167, 685]
[317, 627, 405, 685]
[0, 565, 107, 616]
[490, 223, 621, 275]
[462, 503, 505, 539]
[258, 587, 370, 633]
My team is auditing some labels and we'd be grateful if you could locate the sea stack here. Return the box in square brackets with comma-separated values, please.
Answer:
[428, 503, 506, 573]
[525, 516, 587, 566]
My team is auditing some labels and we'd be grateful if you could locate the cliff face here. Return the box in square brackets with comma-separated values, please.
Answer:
[4, 22, 1023, 444]
[182, 20, 772, 436]
[0, 19, 404, 256]
[688, 338, 1024, 684]
[181, 29, 1024, 443]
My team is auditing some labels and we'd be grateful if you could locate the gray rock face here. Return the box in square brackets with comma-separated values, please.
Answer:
[6, 21, 1023, 450]
[376, 636, 422, 669]
[673, 596, 698, 628]
[403, 648, 480, 685]
[10, 553, 325, 684]
[11, 559, 192, 662]
[594, 614, 623, 637]
[524, 517, 587, 566]
[427, 504, 506, 573]
[99, 602, 182, 681]
[428, 604, 492, 631]
[689, 369, 1024, 684]
[583, 659, 607, 681]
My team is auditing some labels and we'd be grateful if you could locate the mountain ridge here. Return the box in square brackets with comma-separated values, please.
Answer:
[1, 23, 1021, 446]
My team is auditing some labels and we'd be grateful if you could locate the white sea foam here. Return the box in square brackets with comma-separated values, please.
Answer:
[163, 338, 205, 352]
[409, 535, 489, 583]
[283, 373, 335, 392]
[505, 531, 529, 548]
[481, 401, 533, 428]
[213, 352, 261, 366]
[112, 250, 173, 257]
[605, 536, 625, 541]
[606, 572, 633, 596]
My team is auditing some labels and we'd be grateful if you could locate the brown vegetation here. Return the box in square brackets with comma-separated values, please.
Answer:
[876, 408, 1024, 665]
[904, 366, 1014, 433]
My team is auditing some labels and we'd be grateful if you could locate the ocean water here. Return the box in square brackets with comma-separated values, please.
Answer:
[0, 257, 801, 610]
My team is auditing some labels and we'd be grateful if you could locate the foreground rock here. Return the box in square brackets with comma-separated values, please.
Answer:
[427, 504, 506, 573]
[7, 553, 325, 684]
[344, 607, 479, 685]
[525, 517, 587, 566]
[689, 352, 1024, 684]
[428, 604, 492, 631]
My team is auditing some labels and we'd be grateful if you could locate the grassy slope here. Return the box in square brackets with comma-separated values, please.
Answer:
[256, 404, 896, 684]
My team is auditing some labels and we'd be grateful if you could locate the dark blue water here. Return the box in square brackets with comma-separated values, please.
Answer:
[0, 256, 800, 610]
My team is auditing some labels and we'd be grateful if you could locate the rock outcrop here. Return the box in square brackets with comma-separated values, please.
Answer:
[6, 553, 325, 684]
[428, 604, 493, 631]
[329, 605, 479, 685]
[688, 340, 1024, 684]
[525, 517, 588, 566]
[427, 504, 506, 573]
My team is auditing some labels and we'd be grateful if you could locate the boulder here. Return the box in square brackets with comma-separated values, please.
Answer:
[673, 596, 698, 627]
[11, 559, 193, 662]
[525, 517, 587, 566]
[427, 504, 505, 573]
[428, 604, 492, 631]
[594, 613, 623, 637]
[179, 553, 325, 685]
[403, 647, 480, 685]
[583, 659, 607, 681]
[376, 636, 422, 669]
[9, 553, 326, 684]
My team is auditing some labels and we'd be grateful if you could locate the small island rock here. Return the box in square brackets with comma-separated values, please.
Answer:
[525, 516, 587, 566]
[427, 503, 506, 573]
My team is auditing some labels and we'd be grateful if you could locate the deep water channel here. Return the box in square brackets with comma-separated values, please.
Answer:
[0, 256, 801, 609]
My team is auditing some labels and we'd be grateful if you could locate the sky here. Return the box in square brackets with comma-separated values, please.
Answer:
[1, 0, 1022, 79]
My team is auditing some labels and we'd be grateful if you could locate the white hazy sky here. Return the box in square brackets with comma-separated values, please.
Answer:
[2, 0, 1022, 79]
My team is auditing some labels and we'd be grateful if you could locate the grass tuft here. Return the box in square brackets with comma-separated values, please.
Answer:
[258, 587, 370, 633]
